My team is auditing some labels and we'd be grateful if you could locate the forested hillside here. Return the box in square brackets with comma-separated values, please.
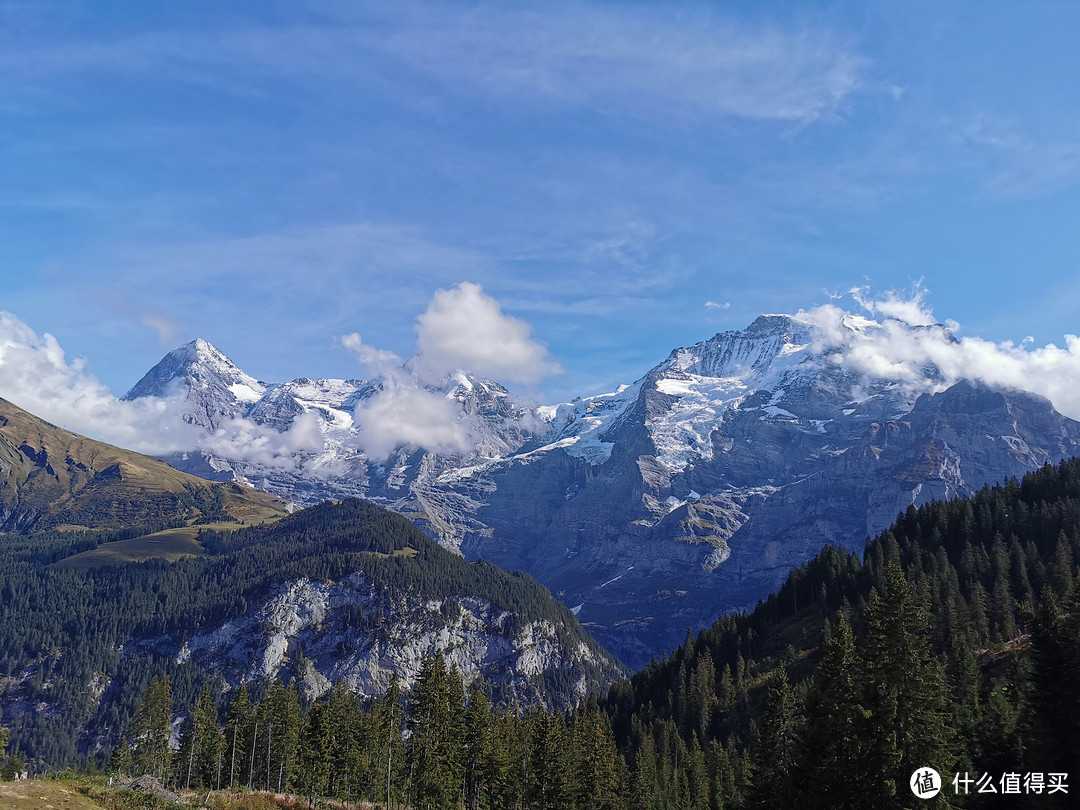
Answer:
[602, 458, 1080, 808]
[4, 461, 1080, 808]
[0, 499, 622, 771]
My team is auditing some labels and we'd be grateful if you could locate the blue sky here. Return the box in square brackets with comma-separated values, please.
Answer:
[3, 0, 1080, 404]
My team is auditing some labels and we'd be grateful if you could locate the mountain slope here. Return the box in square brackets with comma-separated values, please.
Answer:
[0, 496, 624, 769]
[0, 397, 287, 532]
[442, 318, 1080, 664]
[123, 338, 266, 430]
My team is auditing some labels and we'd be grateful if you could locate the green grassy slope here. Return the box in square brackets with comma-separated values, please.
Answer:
[0, 397, 287, 533]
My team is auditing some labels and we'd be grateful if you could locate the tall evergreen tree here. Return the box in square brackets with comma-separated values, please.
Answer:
[174, 684, 224, 790]
[130, 675, 172, 781]
[408, 652, 466, 810]
[223, 684, 254, 789]
[854, 564, 953, 808]
[298, 699, 331, 806]
[748, 667, 798, 809]
[797, 612, 864, 808]
[261, 679, 301, 794]
[571, 704, 621, 810]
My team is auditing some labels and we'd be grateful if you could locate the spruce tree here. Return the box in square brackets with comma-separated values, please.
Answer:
[223, 684, 254, 789]
[854, 564, 953, 808]
[130, 675, 173, 782]
[408, 652, 466, 810]
[748, 667, 798, 809]
[571, 705, 622, 810]
[797, 612, 864, 808]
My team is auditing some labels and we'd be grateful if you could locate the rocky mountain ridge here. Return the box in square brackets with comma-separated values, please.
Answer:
[124, 314, 1080, 666]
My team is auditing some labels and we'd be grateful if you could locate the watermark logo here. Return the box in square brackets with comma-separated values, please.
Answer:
[911, 767, 942, 799]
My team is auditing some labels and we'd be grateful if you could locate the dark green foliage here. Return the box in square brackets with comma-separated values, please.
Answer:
[407, 651, 466, 810]
[747, 667, 798, 809]
[852, 564, 953, 807]
[8, 452, 1080, 807]
[173, 684, 224, 789]
[1028, 580, 1080, 777]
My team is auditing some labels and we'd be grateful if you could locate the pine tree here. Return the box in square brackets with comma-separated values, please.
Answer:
[175, 684, 224, 789]
[261, 679, 301, 794]
[223, 684, 254, 789]
[571, 706, 622, 810]
[854, 564, 953, 808]
[525, 708, 573, 810]
[109, 736, 133, 776]
[369, 676, 407, 810]
[748, 667, 798, 809]
[1028, 584, 1080, 775]
[130, 675, 173, 782]
[628, 728, 661, 810]
[462, 688, 493, 810]
[326, 679, 364, 801]
[796, 612, 864, 808]
[408, 652, 466, 810]
[298, 700, 331, 806]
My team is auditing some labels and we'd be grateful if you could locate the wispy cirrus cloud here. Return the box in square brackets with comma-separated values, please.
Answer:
[375, 4, 867, 124]
[1, 4, 868, 126]
[959, 114, 1080, 198]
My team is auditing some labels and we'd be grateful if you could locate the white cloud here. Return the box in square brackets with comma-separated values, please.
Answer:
[960, 114, 1080, 199]
[342, 282, 560, 459]
[340, 333, 403, 376]
[0, 310, 200, 454]
[797, 290, 1080, 420]
[99, 289, 184, 346]
[2, 6, 867, 126]
[412, 282, 561, 386]
[201, 411, 328, 470]
[705, 300, 731, 311]
[140, 307, 180, 345]
[0, 310, 329, 467]
[1, 282, 559, 468]
[848, 284, 933, 326]
[381, 5, 866, 124]
[353, 379, 470, 461]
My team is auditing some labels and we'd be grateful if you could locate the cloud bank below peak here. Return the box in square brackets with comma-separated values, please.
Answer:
[798, 288, 1080, 420]
[0, 310, 325, 467]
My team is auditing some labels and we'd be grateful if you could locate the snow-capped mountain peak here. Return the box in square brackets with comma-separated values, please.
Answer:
[123, 316, 1080, 668]
[124, 338, 267, 429]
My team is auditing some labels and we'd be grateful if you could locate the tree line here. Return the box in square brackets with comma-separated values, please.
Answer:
[110, 651, 624, 810]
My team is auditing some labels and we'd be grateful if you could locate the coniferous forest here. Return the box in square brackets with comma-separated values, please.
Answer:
[4, 460, 1080, 808]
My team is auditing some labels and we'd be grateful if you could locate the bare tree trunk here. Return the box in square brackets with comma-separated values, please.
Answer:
[266, 723, 272, 791]
[229, 724, 237, 788]
[248, 721, 258, 789]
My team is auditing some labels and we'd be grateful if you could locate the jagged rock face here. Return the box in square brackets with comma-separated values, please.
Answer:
[174, 574, 621, 711]
[127, 318, 1080, 668]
